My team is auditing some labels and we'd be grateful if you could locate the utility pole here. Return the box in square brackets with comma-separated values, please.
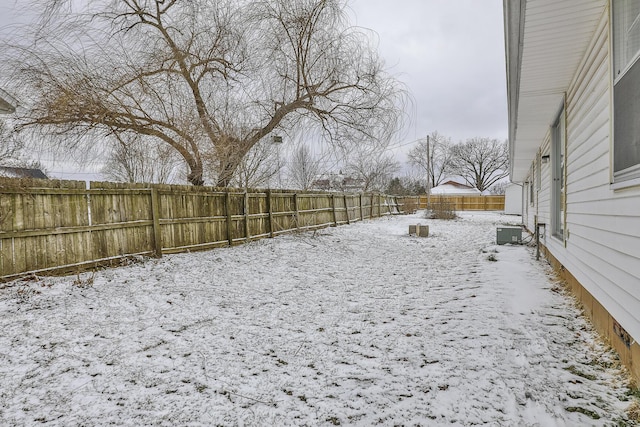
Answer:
[426, 135, 431, 211]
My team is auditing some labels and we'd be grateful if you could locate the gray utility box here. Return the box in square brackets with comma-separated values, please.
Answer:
[496, 226, 522, 245]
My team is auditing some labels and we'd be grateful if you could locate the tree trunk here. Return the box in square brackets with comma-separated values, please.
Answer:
[216, 160, 238, 187]
[187, 167, 204, 186]
[216, 142, 253, 187]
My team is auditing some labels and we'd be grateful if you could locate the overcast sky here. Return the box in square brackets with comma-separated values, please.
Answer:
[349, 0, 508, 160]
[0, 0, 508, 173]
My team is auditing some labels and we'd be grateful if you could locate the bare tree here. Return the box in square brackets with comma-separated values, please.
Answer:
[487, 180, 508, 195]
[346, 148, 399, 192]
[0, 118, 23, 162]
[407, 131, 452, 189]
[102, 134, 182, 184]
[228, 138, 281, 189]
[6, 0, 406, 186]
[449, 137, 509, 192]
[288, 143, 323, 190]
[0, 118, 50, 175]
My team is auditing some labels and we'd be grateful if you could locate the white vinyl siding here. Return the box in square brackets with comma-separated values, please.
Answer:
[554, 11, 640, 341]
[510, 3, 640, 342]
[526, 10, 640, 342]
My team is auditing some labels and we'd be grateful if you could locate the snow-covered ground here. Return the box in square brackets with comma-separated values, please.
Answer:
[0, 211, 637, 426]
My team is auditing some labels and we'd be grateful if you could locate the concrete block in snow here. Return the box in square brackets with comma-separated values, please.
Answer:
[409, 224, 429, 237]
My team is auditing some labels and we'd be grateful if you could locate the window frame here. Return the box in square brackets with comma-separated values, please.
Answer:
[612, 0, 640, 186]
[551, 105, 566, 241]
[536, 151, 541, 191]
[529, 175, 534, 207]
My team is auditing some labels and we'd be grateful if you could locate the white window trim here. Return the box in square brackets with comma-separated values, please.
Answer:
[612, 0, 640, 186]
[551, 103, 566, 242]
[611, 170, 640, 190]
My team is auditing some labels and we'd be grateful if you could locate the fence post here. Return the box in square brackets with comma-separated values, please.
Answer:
[344, 194, 350, 224]
[244, 191, 250, 241]
[225, 191, 233, 246]
[359, 194, 364, 221]
[374, 193, 377, 217]
[294, 193, 300, 229]
[331, 194, 338, 226]
[150, 187, 163, 258]
[266, 190, 274, 238]
[378, 193, 382, 217]
[483, 196, 487, 211]
[369, 193, 374, 218]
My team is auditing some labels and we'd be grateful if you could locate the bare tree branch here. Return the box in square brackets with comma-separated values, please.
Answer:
[407, 131, 453, 189]
[0, 118, 24, 162]
[346, 147, 399, 192]
[4, 0, 406, 186]
[449, 137, 509, 192]
[101, 132, 182, 183]
[288, 142, 322, 190]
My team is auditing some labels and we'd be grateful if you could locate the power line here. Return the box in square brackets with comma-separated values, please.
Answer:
[386, 137, 425, 151]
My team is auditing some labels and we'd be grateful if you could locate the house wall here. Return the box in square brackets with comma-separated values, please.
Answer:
[525, 10, 640, 381]
[504, 184, 522, 215]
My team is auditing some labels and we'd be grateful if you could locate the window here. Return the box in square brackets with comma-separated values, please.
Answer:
[529, 177, 534, 206]
[613, 0, 640, 183]
[551, 107, 565, 239]
[536, 151, 541, 190]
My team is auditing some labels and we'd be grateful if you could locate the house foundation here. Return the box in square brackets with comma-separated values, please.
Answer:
[540, 244, 640, 385]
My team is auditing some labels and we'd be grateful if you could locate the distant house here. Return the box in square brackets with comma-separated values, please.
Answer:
[504, 0, 640, 381]
[0, 90, 46, 181]
[341, 177, 365, 192]
[312, 174, 365, 192]
[0, 166, 48, 179]
[312, 178, 331, 191]
[430, 180, 481, 196]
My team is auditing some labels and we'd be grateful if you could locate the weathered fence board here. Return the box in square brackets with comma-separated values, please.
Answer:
[397, 195, 505, 213]
[1, 179, 401, 281]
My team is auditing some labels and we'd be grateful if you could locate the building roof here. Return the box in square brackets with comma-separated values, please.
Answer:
[504, 0, 606, 181]
[431, 181, 481, 195]
[0, 166, 48, 179]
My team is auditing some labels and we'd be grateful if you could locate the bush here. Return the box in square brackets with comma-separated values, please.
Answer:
[425, 197, 457, 220]
[401, 198, 419, 214]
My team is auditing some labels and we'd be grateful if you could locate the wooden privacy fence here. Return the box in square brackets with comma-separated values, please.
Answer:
[0, 178, 400, 281]
[397, 195, 505, 213]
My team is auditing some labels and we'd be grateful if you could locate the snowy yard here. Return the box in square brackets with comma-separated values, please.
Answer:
[0, 211, 637, 426]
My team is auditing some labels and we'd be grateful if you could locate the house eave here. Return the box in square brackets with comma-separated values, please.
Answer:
[504, 0, 525, 181]
[504, 0, 607, 182]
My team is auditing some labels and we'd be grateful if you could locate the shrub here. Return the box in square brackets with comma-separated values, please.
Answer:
[401, 198, 419, 214]
[425, 197, 457, 220]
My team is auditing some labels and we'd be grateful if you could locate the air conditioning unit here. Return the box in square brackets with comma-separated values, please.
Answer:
[496, 226, 522, 245]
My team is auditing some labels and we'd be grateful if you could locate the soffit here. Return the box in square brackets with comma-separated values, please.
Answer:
[507, 0, 606, 181]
